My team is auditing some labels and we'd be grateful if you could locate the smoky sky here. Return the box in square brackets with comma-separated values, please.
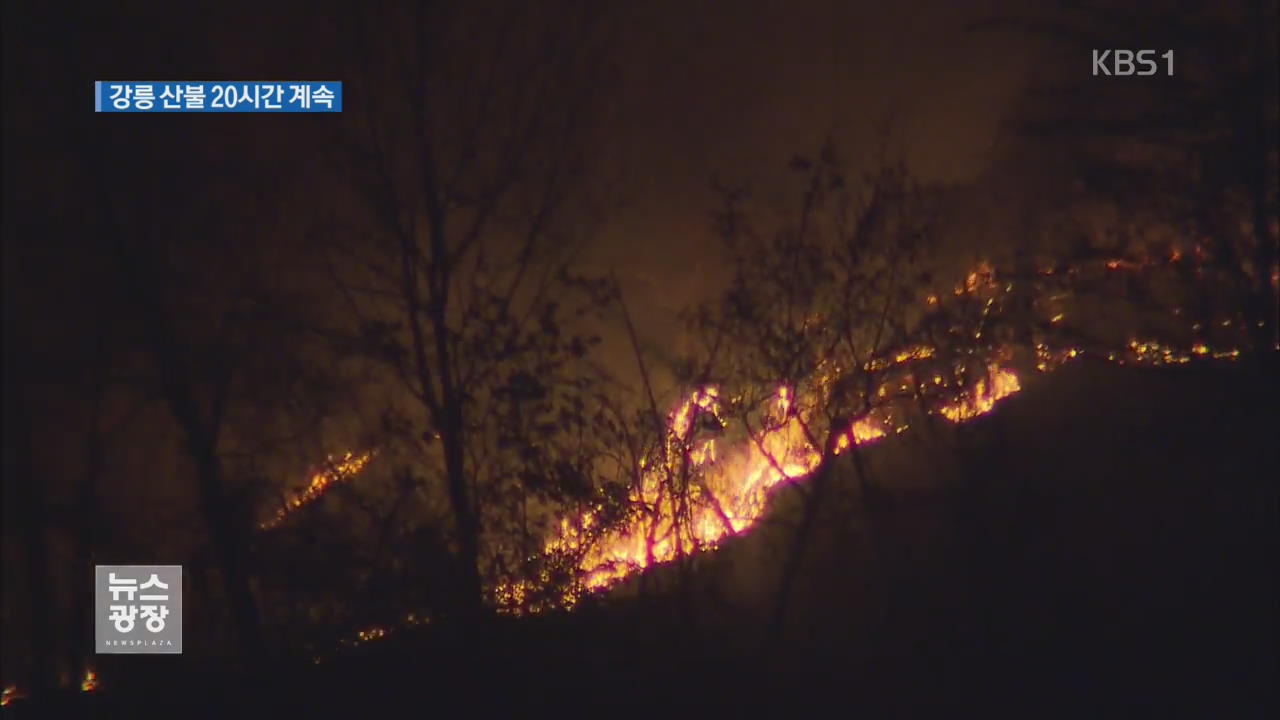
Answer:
[0, 0, 1064, 554]
[592, 0, 1043, 345]
[5, 0, 1048, 351]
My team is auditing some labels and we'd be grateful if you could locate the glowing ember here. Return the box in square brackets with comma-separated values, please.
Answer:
[1, 685, 24, 706]
[1035, 343, 1081, 372]
[937, 366, 1023, 422]
[1114, 339, 1240, 366]
[866, 345, 935, 371]
[260, 450, 375, 530]
[1127, 338, 1192, 365]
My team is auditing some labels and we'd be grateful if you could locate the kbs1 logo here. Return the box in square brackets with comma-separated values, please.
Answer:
[1092, 49, 1174, 76]
[95, 565, 182, 654]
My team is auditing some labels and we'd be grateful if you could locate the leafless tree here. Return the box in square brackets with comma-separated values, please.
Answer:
[690, 144, 950, 649]
[325, 1, 625, 616]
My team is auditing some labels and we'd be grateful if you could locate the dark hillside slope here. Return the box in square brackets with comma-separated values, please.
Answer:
[21, 361, 1276, 717]
[722, 359, 1279, 712]
[533, 358, 1277, 712]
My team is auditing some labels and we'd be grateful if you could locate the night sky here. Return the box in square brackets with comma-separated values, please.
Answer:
[7, 0, 1046, 346]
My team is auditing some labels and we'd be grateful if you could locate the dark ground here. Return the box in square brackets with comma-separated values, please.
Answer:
[7, 359, 1277, 718]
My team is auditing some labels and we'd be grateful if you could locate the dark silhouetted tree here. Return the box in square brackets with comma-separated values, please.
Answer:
[690, 145, 950, 648]
[326, 1, 625, 616]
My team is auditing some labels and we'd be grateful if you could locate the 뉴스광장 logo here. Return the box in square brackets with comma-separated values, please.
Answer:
[95, 565, 182, 654]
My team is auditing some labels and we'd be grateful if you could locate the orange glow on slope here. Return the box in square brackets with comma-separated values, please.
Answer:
[260, 450, 375, 530]
[265, 256, 1246, 619]
[938, 366, 1022, 422]
[1, 685, 24, 707]
[520, 254, 1247, 603]
[524, 361, 1018, 600]
[1102, 339, 1240, 366]
[539, 386, 820, 593]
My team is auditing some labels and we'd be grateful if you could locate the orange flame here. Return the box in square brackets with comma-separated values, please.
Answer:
[510, 355, 1021, 605]
[1, 685, 24, 706]
[272, 256, 1245, 620]
[938, 366, 1022, 422]
[260, 450, 375, 530]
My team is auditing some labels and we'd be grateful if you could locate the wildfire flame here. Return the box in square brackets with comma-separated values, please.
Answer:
[1, 685, 24, 707]
[496, 255, 1246, 608]
[0, 668, 95, 707]
[520, 359, 1022, 602]
[937, 366, 1022, 422]
[260, 450, 375, 530]
[264, 254, 1248, 625]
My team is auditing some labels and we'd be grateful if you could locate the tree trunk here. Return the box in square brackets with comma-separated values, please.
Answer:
[189, 436, 264, 661]
[441, 425, 484, 618]
[144, 311, 264, 661]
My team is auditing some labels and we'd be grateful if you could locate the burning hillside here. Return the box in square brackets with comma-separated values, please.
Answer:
[259, 450, 375, 531]
[510, 366, 1023, 602]
[260, 252, 1248, 630]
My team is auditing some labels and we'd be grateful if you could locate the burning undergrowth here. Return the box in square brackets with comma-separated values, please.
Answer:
[252, 154, 1262, 654]
[261, 251, 1248, 656]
